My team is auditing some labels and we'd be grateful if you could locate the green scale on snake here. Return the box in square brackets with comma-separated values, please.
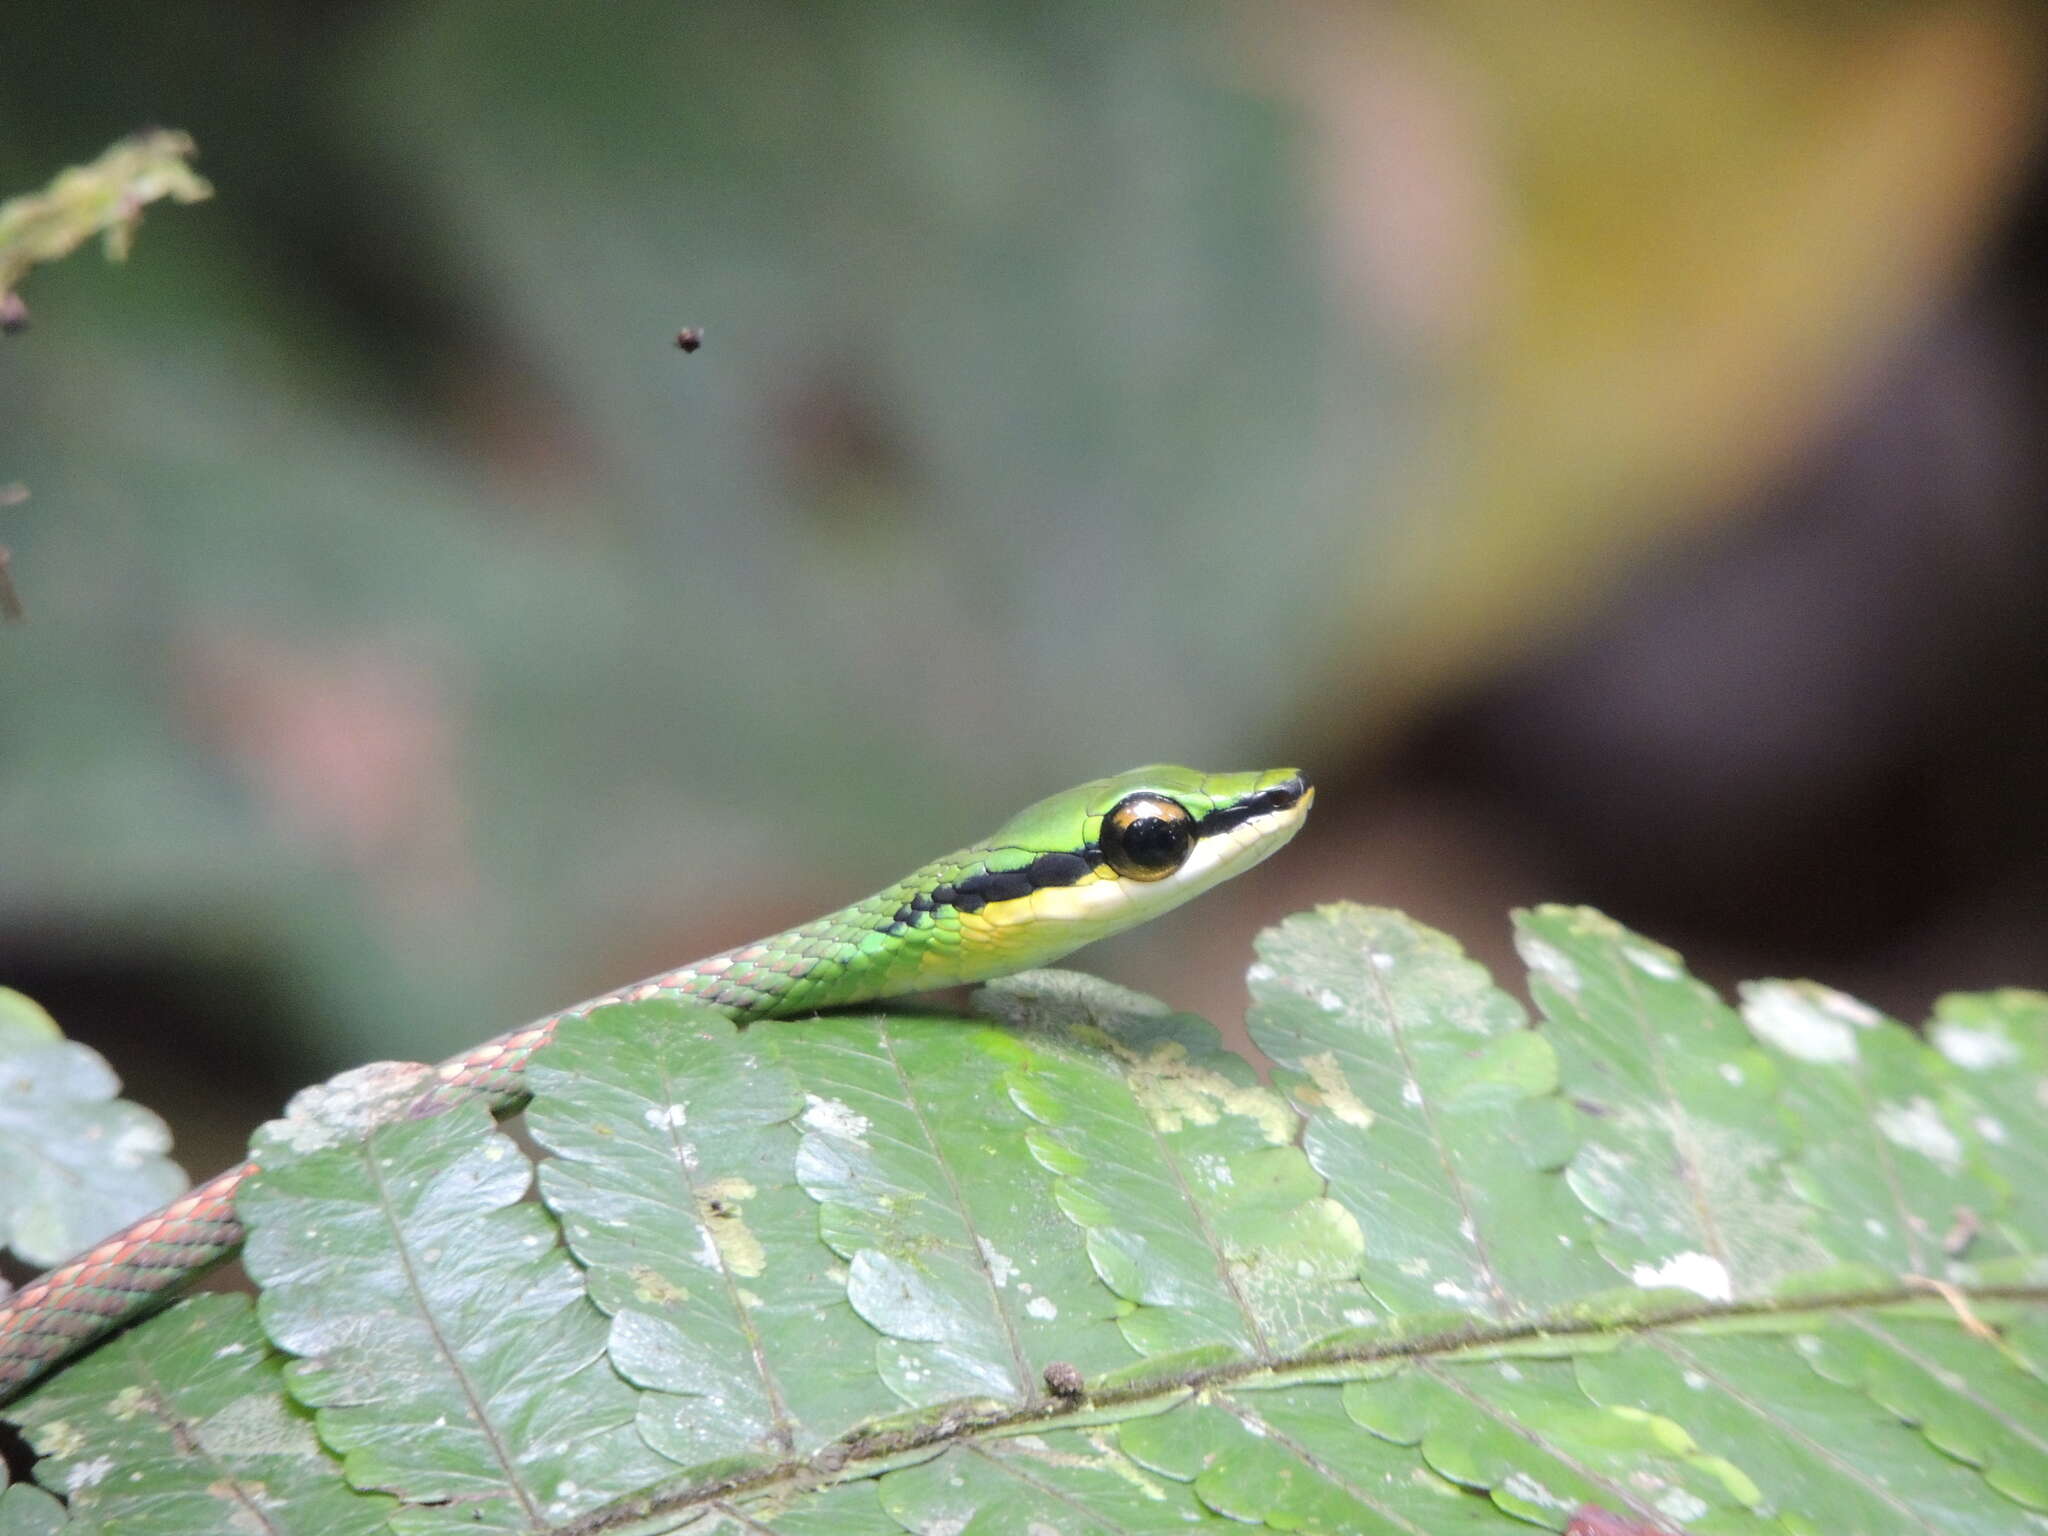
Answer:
[0, 765, 1312, 1399]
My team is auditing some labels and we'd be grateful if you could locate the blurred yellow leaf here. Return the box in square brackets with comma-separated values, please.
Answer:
[0, 129, 211, 303]
[1279, 1, 2046, 738]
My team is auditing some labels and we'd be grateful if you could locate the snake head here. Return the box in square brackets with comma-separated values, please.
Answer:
[933, 765, 1314, 970]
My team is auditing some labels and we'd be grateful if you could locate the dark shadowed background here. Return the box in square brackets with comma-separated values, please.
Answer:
[2, 0, 2045, 1191]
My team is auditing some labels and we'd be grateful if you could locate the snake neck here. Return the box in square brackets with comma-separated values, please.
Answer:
[572, 843, 1117, 1025]
[578, 873, 973, 1023]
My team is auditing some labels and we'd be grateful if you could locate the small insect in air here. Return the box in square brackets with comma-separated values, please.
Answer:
[674, 326, 704, 353]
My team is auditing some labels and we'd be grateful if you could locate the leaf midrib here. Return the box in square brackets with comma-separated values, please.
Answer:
[118, 1330, 288, 1536]
[556, 1280, 2048, 1536]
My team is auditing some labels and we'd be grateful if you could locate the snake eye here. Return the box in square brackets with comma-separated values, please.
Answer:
[1100, 794, 1194, 882]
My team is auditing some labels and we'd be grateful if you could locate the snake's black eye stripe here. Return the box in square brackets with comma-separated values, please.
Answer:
[1100, 794, 1194, 882]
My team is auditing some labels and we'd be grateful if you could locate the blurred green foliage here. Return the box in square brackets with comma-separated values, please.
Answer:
[0, 986, 182, 1267]
[0, 0, 2041, 1077]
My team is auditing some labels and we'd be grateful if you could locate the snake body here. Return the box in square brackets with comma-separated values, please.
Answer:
[0, 765, 1311, 1402]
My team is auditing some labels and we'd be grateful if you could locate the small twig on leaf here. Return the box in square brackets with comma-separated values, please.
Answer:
[1904, 1273, 2000, 1342]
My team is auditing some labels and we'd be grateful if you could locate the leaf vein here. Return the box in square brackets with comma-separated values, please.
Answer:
[1847, 1315, 2048, 1459]
[116, 1330, 287, 1536]
[1653, 1335, 1947, 1535]
[651, 1052, 795, 1453]
[359, 1135, 543, 1526]
[1357, 938, 1509, 1314]
[874, 1020, 1035, 1401]
[1214, 1391, 1436, 1536]
[1610, 955, 1731, 1277]
[1418, 1359, 1674, 1531]
[964, 1441, 1141, 1536]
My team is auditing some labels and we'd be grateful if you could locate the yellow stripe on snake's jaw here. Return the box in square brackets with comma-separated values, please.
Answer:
[904, 766, 1314, 985]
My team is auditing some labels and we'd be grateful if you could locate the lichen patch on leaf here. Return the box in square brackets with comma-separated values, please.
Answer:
[1294, 1050, 1374, 1128]
[1117, 1038, 1296, 1143]
[255, 1061, 437, 1156]
[697, 1177, 767, 1277]
[194, 1391, 324, 1459]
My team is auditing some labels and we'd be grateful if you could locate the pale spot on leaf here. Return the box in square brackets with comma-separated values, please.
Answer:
[65, 1455, 114, 1492]
[978, 1238, 1018, 1288]
[1873, 1097, 1963, 1173]
[1743, 984, 1858, 1065]
[802, 1093, 871, 1143]
[1931, 1023, 2019, 1071]
[1630, 1251, 1732, 1300]
[1502, 1470, 1573, 1512]
[1623, 944, 1680, 981]
[1521, 938, 1581, 993]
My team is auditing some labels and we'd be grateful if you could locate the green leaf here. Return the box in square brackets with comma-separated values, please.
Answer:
[1798, 1313, 2048, 1510]
[1248, 906, 1611, 1318]
[877, 1422, 1213, 1532]
[1575, 1326, 2036, 1536]
[1343, 1356, 1767, 1529]
[1517, 907, 1816, 1302]
[0, 988, 187, 1269]
[6, 1293, 385, 1535]
[1928, 989, 2048, 1256]
[1738, 980, 2010, 1279]
[9, 905, 2045, 1534]
[0, 1484, 66, 1536]
[1126, 1386, 1510, 1533]
[237, 1101, 669, 1532]
[525, 1005, 895, 1464]
[773, 1007, 1141, 1401]
[985, 970, 1369, 1359]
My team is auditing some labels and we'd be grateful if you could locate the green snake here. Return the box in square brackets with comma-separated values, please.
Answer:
[0, 765, 1311, 1402]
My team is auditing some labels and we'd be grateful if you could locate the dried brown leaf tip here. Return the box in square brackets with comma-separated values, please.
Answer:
[1905, 1273, 2001, 1342]
[675, 326, 703, 352]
